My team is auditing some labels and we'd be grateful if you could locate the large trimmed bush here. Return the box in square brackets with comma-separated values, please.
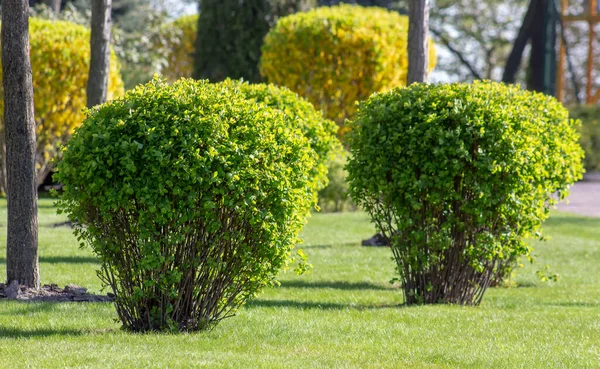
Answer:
[217, 79, 340, 201]
[0, 18, 124, 194]
[55, 78, 316, 332]
[568, 105, 600, 172]
[161, 14, 198, 81]
[347, 81, 583, 305]
[260, 5, 436, 130]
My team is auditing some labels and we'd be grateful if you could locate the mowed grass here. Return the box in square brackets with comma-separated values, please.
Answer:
[0, 198, 599, 368]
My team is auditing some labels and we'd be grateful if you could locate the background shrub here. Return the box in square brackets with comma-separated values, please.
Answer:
[568, 105, 600, 172]
[260, 4, 437, 132]
[318, 151, 353, 212]
[55, 78, 316, 332]
[347, 81, 583, 305]
[161, 14, 198, 82]
[0, 17, 124, 194]
[217, 79, 340, 202]
[195, 0, 315, 82]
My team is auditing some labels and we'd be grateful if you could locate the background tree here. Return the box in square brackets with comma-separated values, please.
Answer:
[87, 0, 112, 107]
[2, 0, 39, 287]
[407, 0, 430, 83]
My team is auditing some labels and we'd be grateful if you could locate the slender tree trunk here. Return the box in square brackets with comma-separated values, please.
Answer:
[502, 0, 538, 83]
[43, 0, 61, 13]
[2, 0, 40, 288]
[87, 0, 112, 108]
[407, 0, 430, 84]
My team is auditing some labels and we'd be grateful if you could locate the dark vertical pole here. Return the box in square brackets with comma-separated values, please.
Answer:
[2, 0, 40, 288]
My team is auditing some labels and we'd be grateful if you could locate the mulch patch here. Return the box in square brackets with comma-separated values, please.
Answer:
[0, 281, 113, 302]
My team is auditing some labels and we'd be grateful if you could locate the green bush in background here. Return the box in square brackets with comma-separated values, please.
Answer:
[347, 81, 583, 305]
[195, 0, 315, 82]
[568, 105, 600, 172]
[161, 14, 198, 81]
[318, 151, 353, 212]
[260, 4, 436, 135]
[56, 78, 316, 332]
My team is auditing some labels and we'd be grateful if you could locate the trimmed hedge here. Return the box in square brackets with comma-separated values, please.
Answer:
[318, 150, 352, 212]
[0, 18, 124, 194]
[347, 81, 583, 305]
[56, 78, 316, 332]
[260, 4, 436, 131]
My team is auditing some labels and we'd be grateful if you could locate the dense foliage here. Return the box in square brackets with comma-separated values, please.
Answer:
[260, 4, 436, 132]
[0, 17, 124, 194]
[162, 14, 198, 81]
[55, 78, 316, 332]
[568, 105, 600, 172]
[347, 81, 584, 305]
[217, 79, 340, 201]
[195, 0, 315, 82]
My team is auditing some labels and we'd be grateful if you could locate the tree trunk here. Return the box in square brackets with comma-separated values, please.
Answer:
[407, 0, 430, 84]
[2, 0, 40, 288]
[87, 0, 112, 108]
[43, 0, 62, 12]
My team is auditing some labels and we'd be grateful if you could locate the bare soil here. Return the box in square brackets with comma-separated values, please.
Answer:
[0, 282, 113, 302]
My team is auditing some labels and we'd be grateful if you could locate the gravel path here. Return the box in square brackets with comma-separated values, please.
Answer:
[556, 180, 600, 217]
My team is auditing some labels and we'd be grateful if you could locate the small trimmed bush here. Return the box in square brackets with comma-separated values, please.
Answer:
[217, 79, 340, 201]
[347, 81, 583, 305]
[260, 4, 436, 130]
[0, 18, 124, 193]
[161, 14, 198, 81]
[318, 151, 353, 212]
[568, 105, 600, 172]
[56, 78, 316, 332]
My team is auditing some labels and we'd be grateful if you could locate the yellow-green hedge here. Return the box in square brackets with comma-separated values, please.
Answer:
[260, 5, 437, 132]
[162, 14, 198, 81]
[0, 18, 124, 192]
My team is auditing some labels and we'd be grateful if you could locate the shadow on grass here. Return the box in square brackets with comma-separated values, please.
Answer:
[543, 301, 600, 308]
[0, 301, 58, 316]
[278, 280, 396, 291]
[301, 241, 361, 249]
[0, 256, 98, 264]
[0, 326, 87, 339]
[247, 299, 401, 310]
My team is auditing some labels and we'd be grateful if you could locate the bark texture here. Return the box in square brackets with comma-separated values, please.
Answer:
[407, 0, 430, 84]
[87, 0, 112, 108]
[2, 0, 40, 287]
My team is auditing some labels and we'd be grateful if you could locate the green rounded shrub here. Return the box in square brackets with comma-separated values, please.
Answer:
[347, 81, 583, 305]
[217, 79, 341, 201]
[568, 105, 600, 172]
[55, 78, 316, 332]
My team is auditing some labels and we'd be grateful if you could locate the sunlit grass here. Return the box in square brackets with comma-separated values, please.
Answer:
[0, 199, 598, 368]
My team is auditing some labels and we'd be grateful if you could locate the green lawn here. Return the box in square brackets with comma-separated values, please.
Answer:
[0, 199, 599, 368]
